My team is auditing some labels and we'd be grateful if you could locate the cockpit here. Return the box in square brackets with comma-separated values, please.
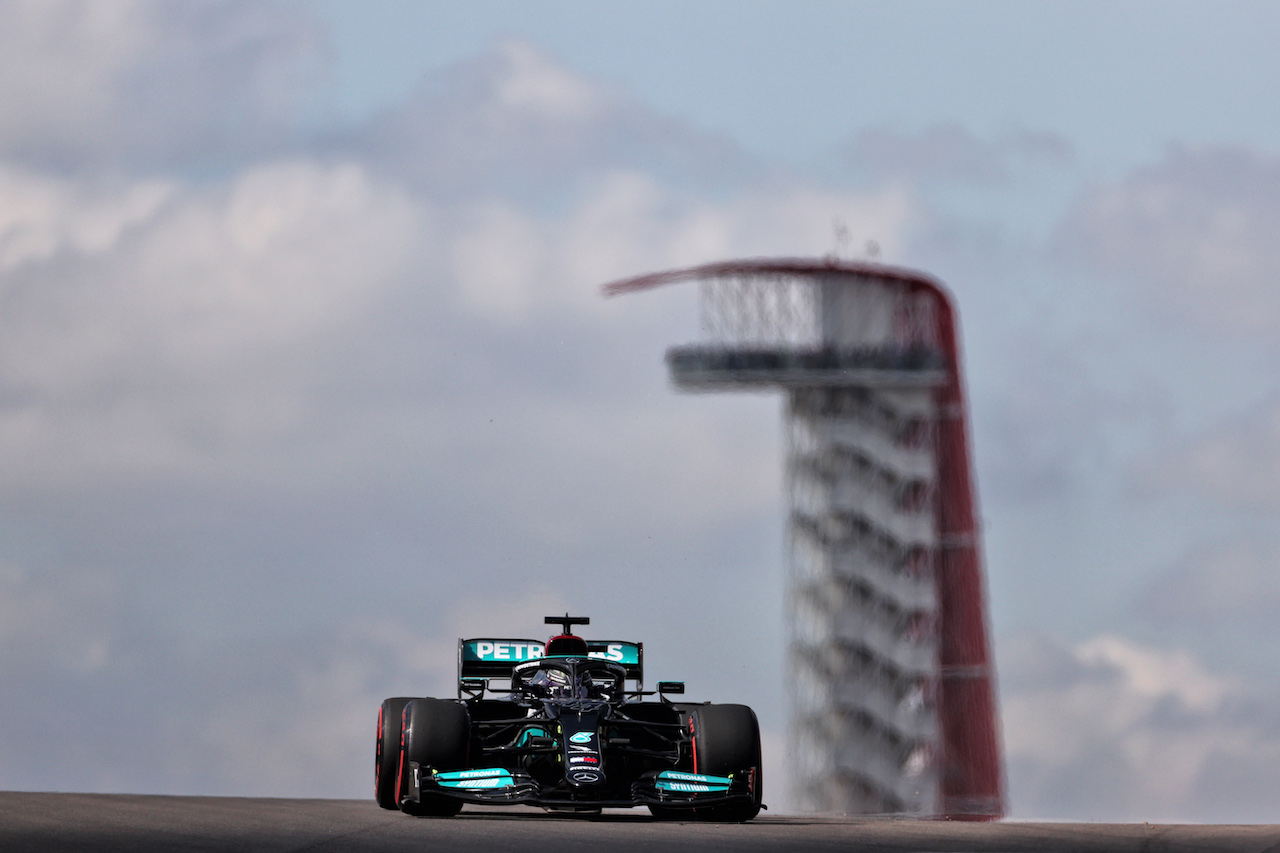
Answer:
[512, 658, 626, 703]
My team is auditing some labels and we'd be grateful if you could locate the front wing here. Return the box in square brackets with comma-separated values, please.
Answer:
[405, 762, 756, 810]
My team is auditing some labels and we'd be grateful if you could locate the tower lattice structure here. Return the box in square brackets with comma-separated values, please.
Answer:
[604, 258, 1004, 819]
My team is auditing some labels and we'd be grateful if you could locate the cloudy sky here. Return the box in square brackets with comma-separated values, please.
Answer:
[2, 0, 1280, 821]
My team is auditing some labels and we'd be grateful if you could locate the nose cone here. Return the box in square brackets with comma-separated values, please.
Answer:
[561, 711, 605, 787]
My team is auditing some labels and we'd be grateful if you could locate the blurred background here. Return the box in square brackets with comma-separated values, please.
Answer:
[2, 0, 1279, 820]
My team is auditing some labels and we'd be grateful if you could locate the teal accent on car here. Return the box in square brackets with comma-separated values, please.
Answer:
[460, 640, 544, 663]
[458, 639, 640, 666]
[585, 642, 640, 665]
[655, 770, 733, 793]
[516, 727, 551, 747]
[435, 769, 515, 789]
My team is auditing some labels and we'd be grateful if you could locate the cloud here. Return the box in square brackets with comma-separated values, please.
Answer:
[353, 38, 758, 201]
[1001, 632, 1280, 821]
[0, 158, 910, 512]
[1140, 392, 1280, 512]
[1135, 535, 1280, 630]
[0, 38, 918, 522]
[0, 0, 324, 170]
[1056, 146, 1280, 338]
[0, 165, 174, 272]
[0, 560, 127, 674]
[1128, 393, 1280, 634]
[0, 159, 426, 491]
[844, 124, 1073, 187]
[975, 335, 1173, 507]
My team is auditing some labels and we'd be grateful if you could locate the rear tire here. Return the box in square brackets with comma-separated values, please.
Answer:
[400, 698, 470, 817]
[690, 703, 762, 822]
[376, 697, 416, 810]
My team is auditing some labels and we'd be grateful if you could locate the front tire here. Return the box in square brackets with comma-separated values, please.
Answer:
[690, 703, 762, 822]
[400, 698, 470, 817]
[376, 697, 416, 810]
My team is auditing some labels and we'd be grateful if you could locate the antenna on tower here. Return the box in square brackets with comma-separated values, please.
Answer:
[831, 217, 851, 258]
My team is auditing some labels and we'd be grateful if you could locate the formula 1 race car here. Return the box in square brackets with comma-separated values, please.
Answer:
[375, 615, 763, 821]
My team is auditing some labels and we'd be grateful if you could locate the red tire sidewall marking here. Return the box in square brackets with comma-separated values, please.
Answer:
[690, 716, 698, 774]
[376, 706, 384, 795]
[395, 708, 406, 804]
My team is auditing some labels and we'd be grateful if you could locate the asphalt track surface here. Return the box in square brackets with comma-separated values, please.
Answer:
[3, 793, 1280, 852]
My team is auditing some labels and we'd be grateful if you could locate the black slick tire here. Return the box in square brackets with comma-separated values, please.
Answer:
[689, 703, 763, 822]
[376, 697, 415, 810]
[400, 698, 470, 817]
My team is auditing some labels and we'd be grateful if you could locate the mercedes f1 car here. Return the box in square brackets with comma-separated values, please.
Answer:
[375, 615, 763, 821]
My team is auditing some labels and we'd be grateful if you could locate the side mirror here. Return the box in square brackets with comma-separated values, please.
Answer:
[657, 681, 685, 695]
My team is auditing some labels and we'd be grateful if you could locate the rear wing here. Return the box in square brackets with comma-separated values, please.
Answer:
[457, 637, 644, 689]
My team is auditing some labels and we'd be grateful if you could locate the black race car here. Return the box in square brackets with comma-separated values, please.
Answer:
[375, 615, 763, 821]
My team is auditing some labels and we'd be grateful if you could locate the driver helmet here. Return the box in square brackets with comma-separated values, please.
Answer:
[531, 666, 584, 699]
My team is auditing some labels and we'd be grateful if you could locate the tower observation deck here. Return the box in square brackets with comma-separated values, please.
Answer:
[604, 258, 1004, 819]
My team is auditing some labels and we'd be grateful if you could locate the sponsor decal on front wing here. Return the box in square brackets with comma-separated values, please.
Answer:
[655, 770, 734, 793]
[434, 769, 516, 790]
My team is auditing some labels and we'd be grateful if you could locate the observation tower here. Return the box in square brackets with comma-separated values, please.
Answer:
[604, 258, 1004, 819]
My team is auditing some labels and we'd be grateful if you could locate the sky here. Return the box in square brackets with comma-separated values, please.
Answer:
[2, 0, 1280, 821]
